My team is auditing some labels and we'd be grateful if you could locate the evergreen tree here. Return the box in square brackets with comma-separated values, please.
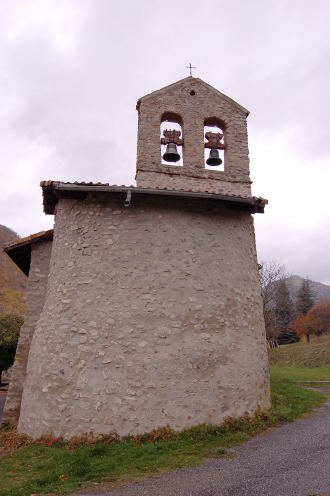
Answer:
[297, 278, 314, 315]
[274, 281, 295, 333]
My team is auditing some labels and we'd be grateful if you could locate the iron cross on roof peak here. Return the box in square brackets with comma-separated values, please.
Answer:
[185, 63, 196, 76]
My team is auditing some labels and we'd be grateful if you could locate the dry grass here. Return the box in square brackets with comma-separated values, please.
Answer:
[269, 334, 330, 368]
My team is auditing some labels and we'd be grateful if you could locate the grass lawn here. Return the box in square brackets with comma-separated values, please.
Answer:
[0, 363, 329, 495]
[271, 365, 330, 383]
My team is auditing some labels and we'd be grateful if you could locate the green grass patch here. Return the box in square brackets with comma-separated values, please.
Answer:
[0, 430, 248, 496]
[0, 366, 327, 496]
[270, 367, 327, 422]
[271, 365, 330, 383]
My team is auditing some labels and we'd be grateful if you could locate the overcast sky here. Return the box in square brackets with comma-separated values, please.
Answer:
[0, 0, 329, 284]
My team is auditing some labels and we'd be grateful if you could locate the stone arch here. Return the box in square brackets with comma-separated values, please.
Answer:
[161, 111, 183, 126]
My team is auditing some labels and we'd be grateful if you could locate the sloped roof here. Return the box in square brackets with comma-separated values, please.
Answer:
[136, 76, 249, 116]
[4, 230, 53, 276]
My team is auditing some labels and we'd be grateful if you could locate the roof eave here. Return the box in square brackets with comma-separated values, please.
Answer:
[4, 229, 54, 276]
[40, 181, 267, 215]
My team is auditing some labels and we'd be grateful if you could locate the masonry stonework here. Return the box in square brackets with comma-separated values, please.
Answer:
[4, 77, 270, 438]
[2, 239, 52, 425]
[18, 195, 270, 439]
[136, 77, 252, 197]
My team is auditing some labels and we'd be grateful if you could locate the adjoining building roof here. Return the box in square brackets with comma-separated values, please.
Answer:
[40, 180, 267, 215]
[136, 76, 250, 117]
[4, 230, 53, 276]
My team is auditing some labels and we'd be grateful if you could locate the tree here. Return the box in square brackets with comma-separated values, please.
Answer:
[291, 299, 330, 342]
[291, 313, 309, 341]
[296, 278, 314, 315]
[273, 280, 297, 343]
[259, 262, 292, 341]
[0, 314, 23, 386]
[308, 300, 330, 336]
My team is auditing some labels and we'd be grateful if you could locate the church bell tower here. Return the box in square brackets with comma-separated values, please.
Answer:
[136, 76, 252, 198]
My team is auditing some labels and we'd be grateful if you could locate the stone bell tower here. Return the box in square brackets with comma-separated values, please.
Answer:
[3, 76, 270, 440]
[136, 76, 252, 197]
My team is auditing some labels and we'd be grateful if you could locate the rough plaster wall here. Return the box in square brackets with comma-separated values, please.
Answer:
[18, 196, 270, 439]
[136, 78, 252, 197]
[136, 171, 251, 197]
[2, 240, 52, 425]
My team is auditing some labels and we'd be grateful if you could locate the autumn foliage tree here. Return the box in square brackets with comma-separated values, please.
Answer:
[0, 225, 26, 386]
[0, 225, 26, 316]
[291, 299, 330, 342]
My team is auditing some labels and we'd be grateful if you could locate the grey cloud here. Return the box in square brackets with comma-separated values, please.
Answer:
[256, 219, 330, 285]
[0, 0, 329, 284]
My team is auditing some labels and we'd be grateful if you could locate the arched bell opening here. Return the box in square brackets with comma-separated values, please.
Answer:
[160, 112, 183, 166]
[204, 118, 225, 171]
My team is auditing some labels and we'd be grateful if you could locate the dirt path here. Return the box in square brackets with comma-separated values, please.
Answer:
[80, 399, 330, 496]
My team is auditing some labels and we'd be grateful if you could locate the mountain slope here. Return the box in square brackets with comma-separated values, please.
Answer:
[286, 275, 330, 304]
[0, 225, 26, 316]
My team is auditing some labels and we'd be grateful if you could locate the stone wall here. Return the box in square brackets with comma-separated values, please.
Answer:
[18, 194, 270, 439]
[136, 171, 251, 197]
[2, 239, 52, 426]
[136, 77, 252, 197]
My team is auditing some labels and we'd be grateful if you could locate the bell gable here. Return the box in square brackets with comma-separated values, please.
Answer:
[135, 77, 252, 197]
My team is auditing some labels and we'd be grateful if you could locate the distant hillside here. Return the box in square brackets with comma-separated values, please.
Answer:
[269, 334, 330, 367]
[0, 225, 26, 316]
[286, 275, 330, 304]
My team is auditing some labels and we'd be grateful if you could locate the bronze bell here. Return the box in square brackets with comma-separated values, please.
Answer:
[206, 148, 222, 166]
[162, 143, 181, 163]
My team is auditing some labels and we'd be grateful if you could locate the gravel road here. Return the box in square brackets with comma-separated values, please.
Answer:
[80, 398, 330, 496]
